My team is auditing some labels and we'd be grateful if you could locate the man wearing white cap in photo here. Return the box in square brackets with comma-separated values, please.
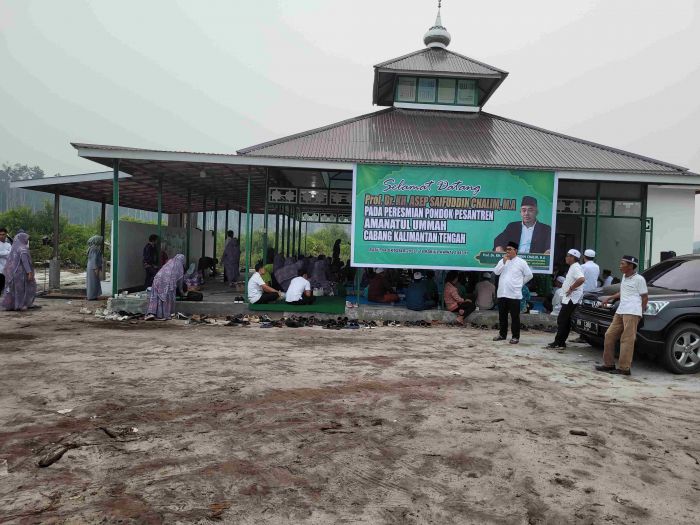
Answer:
[581, 249, 601, 292]
[405, 271, 436, 311]
[546, 249, 585, 349]
[596, 255, 648, 376]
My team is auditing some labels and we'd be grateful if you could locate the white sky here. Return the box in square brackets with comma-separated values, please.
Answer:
[2, 0, 700, 230]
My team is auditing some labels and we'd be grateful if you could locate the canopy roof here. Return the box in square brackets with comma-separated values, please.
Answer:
[11, 145, 353, 215]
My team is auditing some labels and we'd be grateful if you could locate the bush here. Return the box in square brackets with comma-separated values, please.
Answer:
[0, 203, 107, 267]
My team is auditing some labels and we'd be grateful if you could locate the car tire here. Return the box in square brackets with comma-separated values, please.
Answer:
[662, 322, 700, 374]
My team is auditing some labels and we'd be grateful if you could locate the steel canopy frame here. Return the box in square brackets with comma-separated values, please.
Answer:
[11, 146, 353, 293]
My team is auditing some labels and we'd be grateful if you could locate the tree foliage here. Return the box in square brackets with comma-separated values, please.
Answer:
[0, 203, 107, 267]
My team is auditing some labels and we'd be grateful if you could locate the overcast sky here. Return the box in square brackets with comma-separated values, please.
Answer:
[1, 0, 699, 179]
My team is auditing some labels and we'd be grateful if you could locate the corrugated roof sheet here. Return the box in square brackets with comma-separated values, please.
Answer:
[237, 108, 689, 174]
[374, 48, 507, 77]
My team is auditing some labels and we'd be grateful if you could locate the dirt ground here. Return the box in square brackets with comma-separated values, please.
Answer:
[1, 299, 699, 524]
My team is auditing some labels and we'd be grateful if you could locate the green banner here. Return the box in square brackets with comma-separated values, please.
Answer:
[351, 164, 557, 273]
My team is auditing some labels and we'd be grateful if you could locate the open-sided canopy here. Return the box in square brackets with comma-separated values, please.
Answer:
[11, 143, 354, 215]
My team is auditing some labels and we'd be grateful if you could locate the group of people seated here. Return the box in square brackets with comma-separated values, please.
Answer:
[247, 248, 348, 306]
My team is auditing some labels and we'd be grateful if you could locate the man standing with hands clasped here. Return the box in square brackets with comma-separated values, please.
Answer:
[595, 255, 648, 376]
[493, 241, 533, 344]
[546, 249, 585, 349]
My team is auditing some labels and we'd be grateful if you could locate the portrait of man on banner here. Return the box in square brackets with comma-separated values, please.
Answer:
[493, 196, 551, 254]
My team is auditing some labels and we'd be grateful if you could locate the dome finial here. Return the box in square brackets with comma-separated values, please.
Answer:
[424, 0, 451, 49]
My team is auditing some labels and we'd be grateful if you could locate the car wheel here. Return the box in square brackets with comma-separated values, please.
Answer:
[662, 323, 700, 374]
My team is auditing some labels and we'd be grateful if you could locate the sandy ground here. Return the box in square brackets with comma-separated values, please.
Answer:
[1, 299, 699, 524]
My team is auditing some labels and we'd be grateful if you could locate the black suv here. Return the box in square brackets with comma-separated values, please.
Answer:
[572, 254, 700, 374]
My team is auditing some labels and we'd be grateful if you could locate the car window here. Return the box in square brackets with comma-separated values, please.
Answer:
[644, 259, 700, 292]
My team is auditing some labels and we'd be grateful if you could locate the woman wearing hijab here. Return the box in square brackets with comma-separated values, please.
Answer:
[144, 254, 186, 321]
[183, 262, 203, 291]
[273, 252, 284, 273]
[222, 231, 240, 285]
[274, 260, 304, 292]
[86, 235, 103, 300]
[2, 232, 36, 311]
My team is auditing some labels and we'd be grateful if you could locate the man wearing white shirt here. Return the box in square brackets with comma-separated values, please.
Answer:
[0, 227, 12, 295]
[247, 263, 280, 304]
[596, 255, 648, 376]
[493, 241, 533, 344]
[547, 249, 586, 349]
[285, 269, 315, 306]
[581, 249, 601, 292]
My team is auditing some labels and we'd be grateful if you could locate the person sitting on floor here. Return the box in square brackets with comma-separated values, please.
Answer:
[423, 270, 439, 304]
[444, 270, 475, 324]
[309, 254, 333, 294]
[285, 269, 315, 306]
[274, 259, 304, 292]
[248, 262, 280, 305]
[405, 271, 436, 311]
[368, 268, 399, 303]
[475, 272, 496, 310]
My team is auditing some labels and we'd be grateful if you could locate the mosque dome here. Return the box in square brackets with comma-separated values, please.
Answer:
[423, 4, 451, 49]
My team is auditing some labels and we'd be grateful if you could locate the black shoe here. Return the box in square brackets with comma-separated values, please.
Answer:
[594, 364, 616, 372]
[545, 342, 566, 349]
[610, 368, 631, 376]
[493, 335, 506, 341]
[509, 338, 519, 344]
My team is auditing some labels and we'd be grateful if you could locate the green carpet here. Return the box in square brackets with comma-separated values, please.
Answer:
[248, 295, 346, 314]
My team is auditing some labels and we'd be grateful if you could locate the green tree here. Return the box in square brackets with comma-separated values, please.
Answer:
[0, 202, 107, 267]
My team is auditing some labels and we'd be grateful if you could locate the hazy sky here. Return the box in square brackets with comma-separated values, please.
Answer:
[1, 0, 699, 179]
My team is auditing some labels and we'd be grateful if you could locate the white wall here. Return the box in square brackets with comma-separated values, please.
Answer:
[647, 186, 695, 265]
[111, 221, 214, 290]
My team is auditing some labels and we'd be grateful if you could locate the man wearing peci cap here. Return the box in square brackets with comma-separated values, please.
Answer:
[581, 249, 601, 292]
[493, 196, 552, 254]
[405, 272, 436, 311]
[546, 249, 586, 349]
[596, 255, 648, 375]
[493, 241, 533, 344]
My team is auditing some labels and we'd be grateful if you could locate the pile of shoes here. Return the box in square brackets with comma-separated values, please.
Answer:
[187, 314, 209, 325]
[226, 314, 250, 326]
[233, 296, 245, 304]
[402, 320, 432, 328]
[322, 317, 361, 329]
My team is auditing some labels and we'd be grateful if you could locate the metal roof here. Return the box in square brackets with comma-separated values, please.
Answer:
[374, 48, 507, 77]
[12, 153, 351, 215]
[238, 107, 692, 175]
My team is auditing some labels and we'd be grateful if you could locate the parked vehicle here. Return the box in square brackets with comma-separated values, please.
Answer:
[572, 254, 700, 374]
